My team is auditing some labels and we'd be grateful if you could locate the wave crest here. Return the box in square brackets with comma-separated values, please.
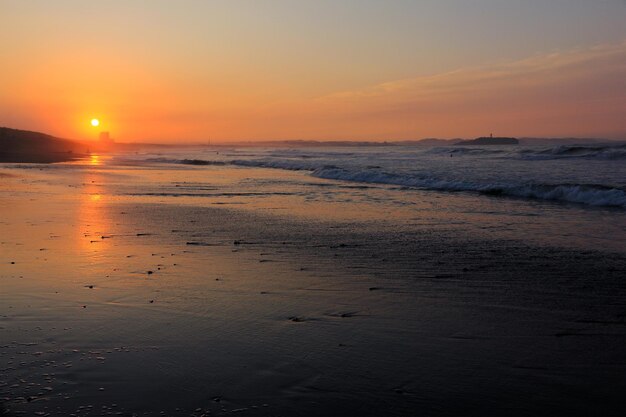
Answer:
[312, 167, 626, 208]
[142, 156, 625, 208]
[521, 144, 626, 160]
[426, 144, 626, 160]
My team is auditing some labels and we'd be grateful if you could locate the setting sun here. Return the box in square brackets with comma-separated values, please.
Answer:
[90, 118, 100, 127]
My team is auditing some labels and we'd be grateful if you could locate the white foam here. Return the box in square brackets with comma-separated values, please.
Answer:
[139, 152, 626, 208]
[312, 167, 626, 208]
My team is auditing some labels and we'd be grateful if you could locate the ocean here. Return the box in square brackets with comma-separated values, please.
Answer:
[1, 142, 626, 416]
[111, 142, 626, 252]
[137, 143, 626, 207]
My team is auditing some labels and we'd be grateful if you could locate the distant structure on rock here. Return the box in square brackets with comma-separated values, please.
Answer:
[99, 131, 114, 144]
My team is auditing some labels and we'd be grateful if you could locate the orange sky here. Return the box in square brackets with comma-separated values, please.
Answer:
[1, 1, 625, 142]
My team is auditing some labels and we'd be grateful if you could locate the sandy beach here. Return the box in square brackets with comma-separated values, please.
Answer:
[1, 156, 626, 416]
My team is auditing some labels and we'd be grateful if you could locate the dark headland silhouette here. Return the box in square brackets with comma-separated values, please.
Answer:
[2, 126, 621, 164]
[0, 127, 85, 163]
[0, 127, 142, 163]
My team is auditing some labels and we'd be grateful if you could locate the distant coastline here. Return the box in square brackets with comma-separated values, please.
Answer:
[199, 137, 622, 148]
[1, 126, 625, 163]
[0, 127, 85, 163]
[0, 127, 141, 163]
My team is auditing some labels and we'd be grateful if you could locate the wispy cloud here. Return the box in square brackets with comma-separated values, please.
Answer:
[177, 41, 626, 140]
[294, 41, 626, 139]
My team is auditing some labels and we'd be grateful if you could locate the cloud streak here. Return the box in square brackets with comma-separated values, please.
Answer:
[288, 41, 626, 139]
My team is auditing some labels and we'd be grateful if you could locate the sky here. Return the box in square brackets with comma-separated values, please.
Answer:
[1, 0, 626, 142]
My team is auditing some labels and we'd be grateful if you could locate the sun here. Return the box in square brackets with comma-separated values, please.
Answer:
[90, 118, 100, 127]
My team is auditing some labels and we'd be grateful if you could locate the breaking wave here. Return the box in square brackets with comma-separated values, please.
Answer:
[146, 157, 322, 170]
[144, 156, 625, 208]
[518, 144, 626, 160]
[311, 167, 626, 208]
[426, 147, 507, 156]
[146, 157, 227, 166]
[426, 144, 626, 160]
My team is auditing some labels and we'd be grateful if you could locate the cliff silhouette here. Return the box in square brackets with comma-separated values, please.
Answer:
[0, 127, 85, 163]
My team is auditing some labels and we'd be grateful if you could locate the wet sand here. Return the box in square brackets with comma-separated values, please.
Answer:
[1, 163, 626, 416]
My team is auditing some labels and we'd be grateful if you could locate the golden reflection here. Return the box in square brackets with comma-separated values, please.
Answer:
[89, 154, 101, 166]
[77, 170, 110, 255]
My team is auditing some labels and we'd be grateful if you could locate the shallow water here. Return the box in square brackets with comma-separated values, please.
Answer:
[67, 145, 626, 252]
[128, 143, 626, 208]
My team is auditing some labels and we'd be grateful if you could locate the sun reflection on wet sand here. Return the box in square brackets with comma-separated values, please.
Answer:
[89, 154, 101, 166]
[67, 153, 112, 167]
[77, 169, 110, 255]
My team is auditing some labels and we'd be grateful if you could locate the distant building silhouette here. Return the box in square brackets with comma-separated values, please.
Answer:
[99, 131, 114, 144]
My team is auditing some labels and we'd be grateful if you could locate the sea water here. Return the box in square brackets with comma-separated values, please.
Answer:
[135, 143, 626, 208]
[96, 142, 625, 252]
[9, 142, 625, 252]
